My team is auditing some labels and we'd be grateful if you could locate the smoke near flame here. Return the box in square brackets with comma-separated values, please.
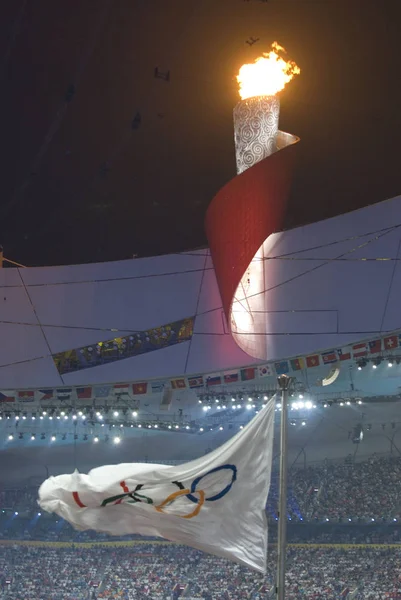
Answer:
[237, 41, 300, 101]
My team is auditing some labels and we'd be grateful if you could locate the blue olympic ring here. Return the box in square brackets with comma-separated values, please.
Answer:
[186, 464, 237, 504]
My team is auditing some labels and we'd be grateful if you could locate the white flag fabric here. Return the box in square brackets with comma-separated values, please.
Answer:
[38, 399, 275, 572]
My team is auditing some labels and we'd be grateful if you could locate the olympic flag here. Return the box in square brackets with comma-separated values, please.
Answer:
[38, 399, 275, 572]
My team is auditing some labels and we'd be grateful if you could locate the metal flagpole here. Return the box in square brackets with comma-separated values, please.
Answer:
[276, 374, 292, 600]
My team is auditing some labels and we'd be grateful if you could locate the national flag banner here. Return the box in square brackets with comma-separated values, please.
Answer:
[384, 335, 399, 350]
[258, 365, 273, 378]
[114, 384, 130, 396]
[18, 391, 35, 402]
[205, 374, 222, 387]
[76, 387, 92, 400]
[132, 383, 148, 395]
[240, 367, 256, 381]
[38, 399, 275, 573]
[38, 389, 54, 401]
[321, 351, 337, 365]
[290, 358, 304, 372]
[56, 388, 72, 400]
[274, 361, 289, 375]
[188, 376, 204, 389]
[223, 371, 239, 384]
[0, 391, 15, 403]
[171, 378, 186, 390]
[337, 347, 352, 361]
[306, 355, 320, 368]
[368, 339, 382, 354]
[352, 343, 368, 358]
[94, 386, 111, 398]
[151, 381, 166, 394]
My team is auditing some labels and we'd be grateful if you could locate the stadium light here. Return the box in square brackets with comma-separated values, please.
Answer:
[113, 437, 121, 444]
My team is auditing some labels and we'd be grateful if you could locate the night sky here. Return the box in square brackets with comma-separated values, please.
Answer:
[1, 0, 400, 267]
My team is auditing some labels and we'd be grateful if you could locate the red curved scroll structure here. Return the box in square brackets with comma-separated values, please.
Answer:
[205, 132, 299, 360]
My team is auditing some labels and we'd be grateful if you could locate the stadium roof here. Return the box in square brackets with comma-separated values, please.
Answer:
[0, 0, 400, 266]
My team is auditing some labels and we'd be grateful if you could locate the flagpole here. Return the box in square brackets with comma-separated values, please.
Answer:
[276, 374, 292, 600]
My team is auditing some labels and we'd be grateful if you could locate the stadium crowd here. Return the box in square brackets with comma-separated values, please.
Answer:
[1, 543, 401, 598]
[1, 454, 401, 597]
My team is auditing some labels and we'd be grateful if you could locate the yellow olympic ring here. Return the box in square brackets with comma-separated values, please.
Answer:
[155, 488, 205, 519]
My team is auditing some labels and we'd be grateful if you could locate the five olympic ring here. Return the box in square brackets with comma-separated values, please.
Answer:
[72, 463, 237, 519]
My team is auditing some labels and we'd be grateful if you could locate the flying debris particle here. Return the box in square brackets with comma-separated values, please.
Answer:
[154, 67, 170, 82]
[99, 162, 111, 178]
[64, 84, 76, 103]
[245, 37, 260, 47]
[131, 112, 142, 130]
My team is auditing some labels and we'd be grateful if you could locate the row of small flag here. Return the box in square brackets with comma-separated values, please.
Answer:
[1, 333, 400, 403]
[0, 383, 151, 403]
[0, 367, 274, 403]
[272, 334, 401, 374]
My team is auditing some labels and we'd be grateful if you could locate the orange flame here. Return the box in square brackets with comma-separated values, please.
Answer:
[237, 41, 300, 101]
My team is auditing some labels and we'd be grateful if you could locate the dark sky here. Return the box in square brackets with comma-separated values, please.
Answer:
[0, 0, 400, 267]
